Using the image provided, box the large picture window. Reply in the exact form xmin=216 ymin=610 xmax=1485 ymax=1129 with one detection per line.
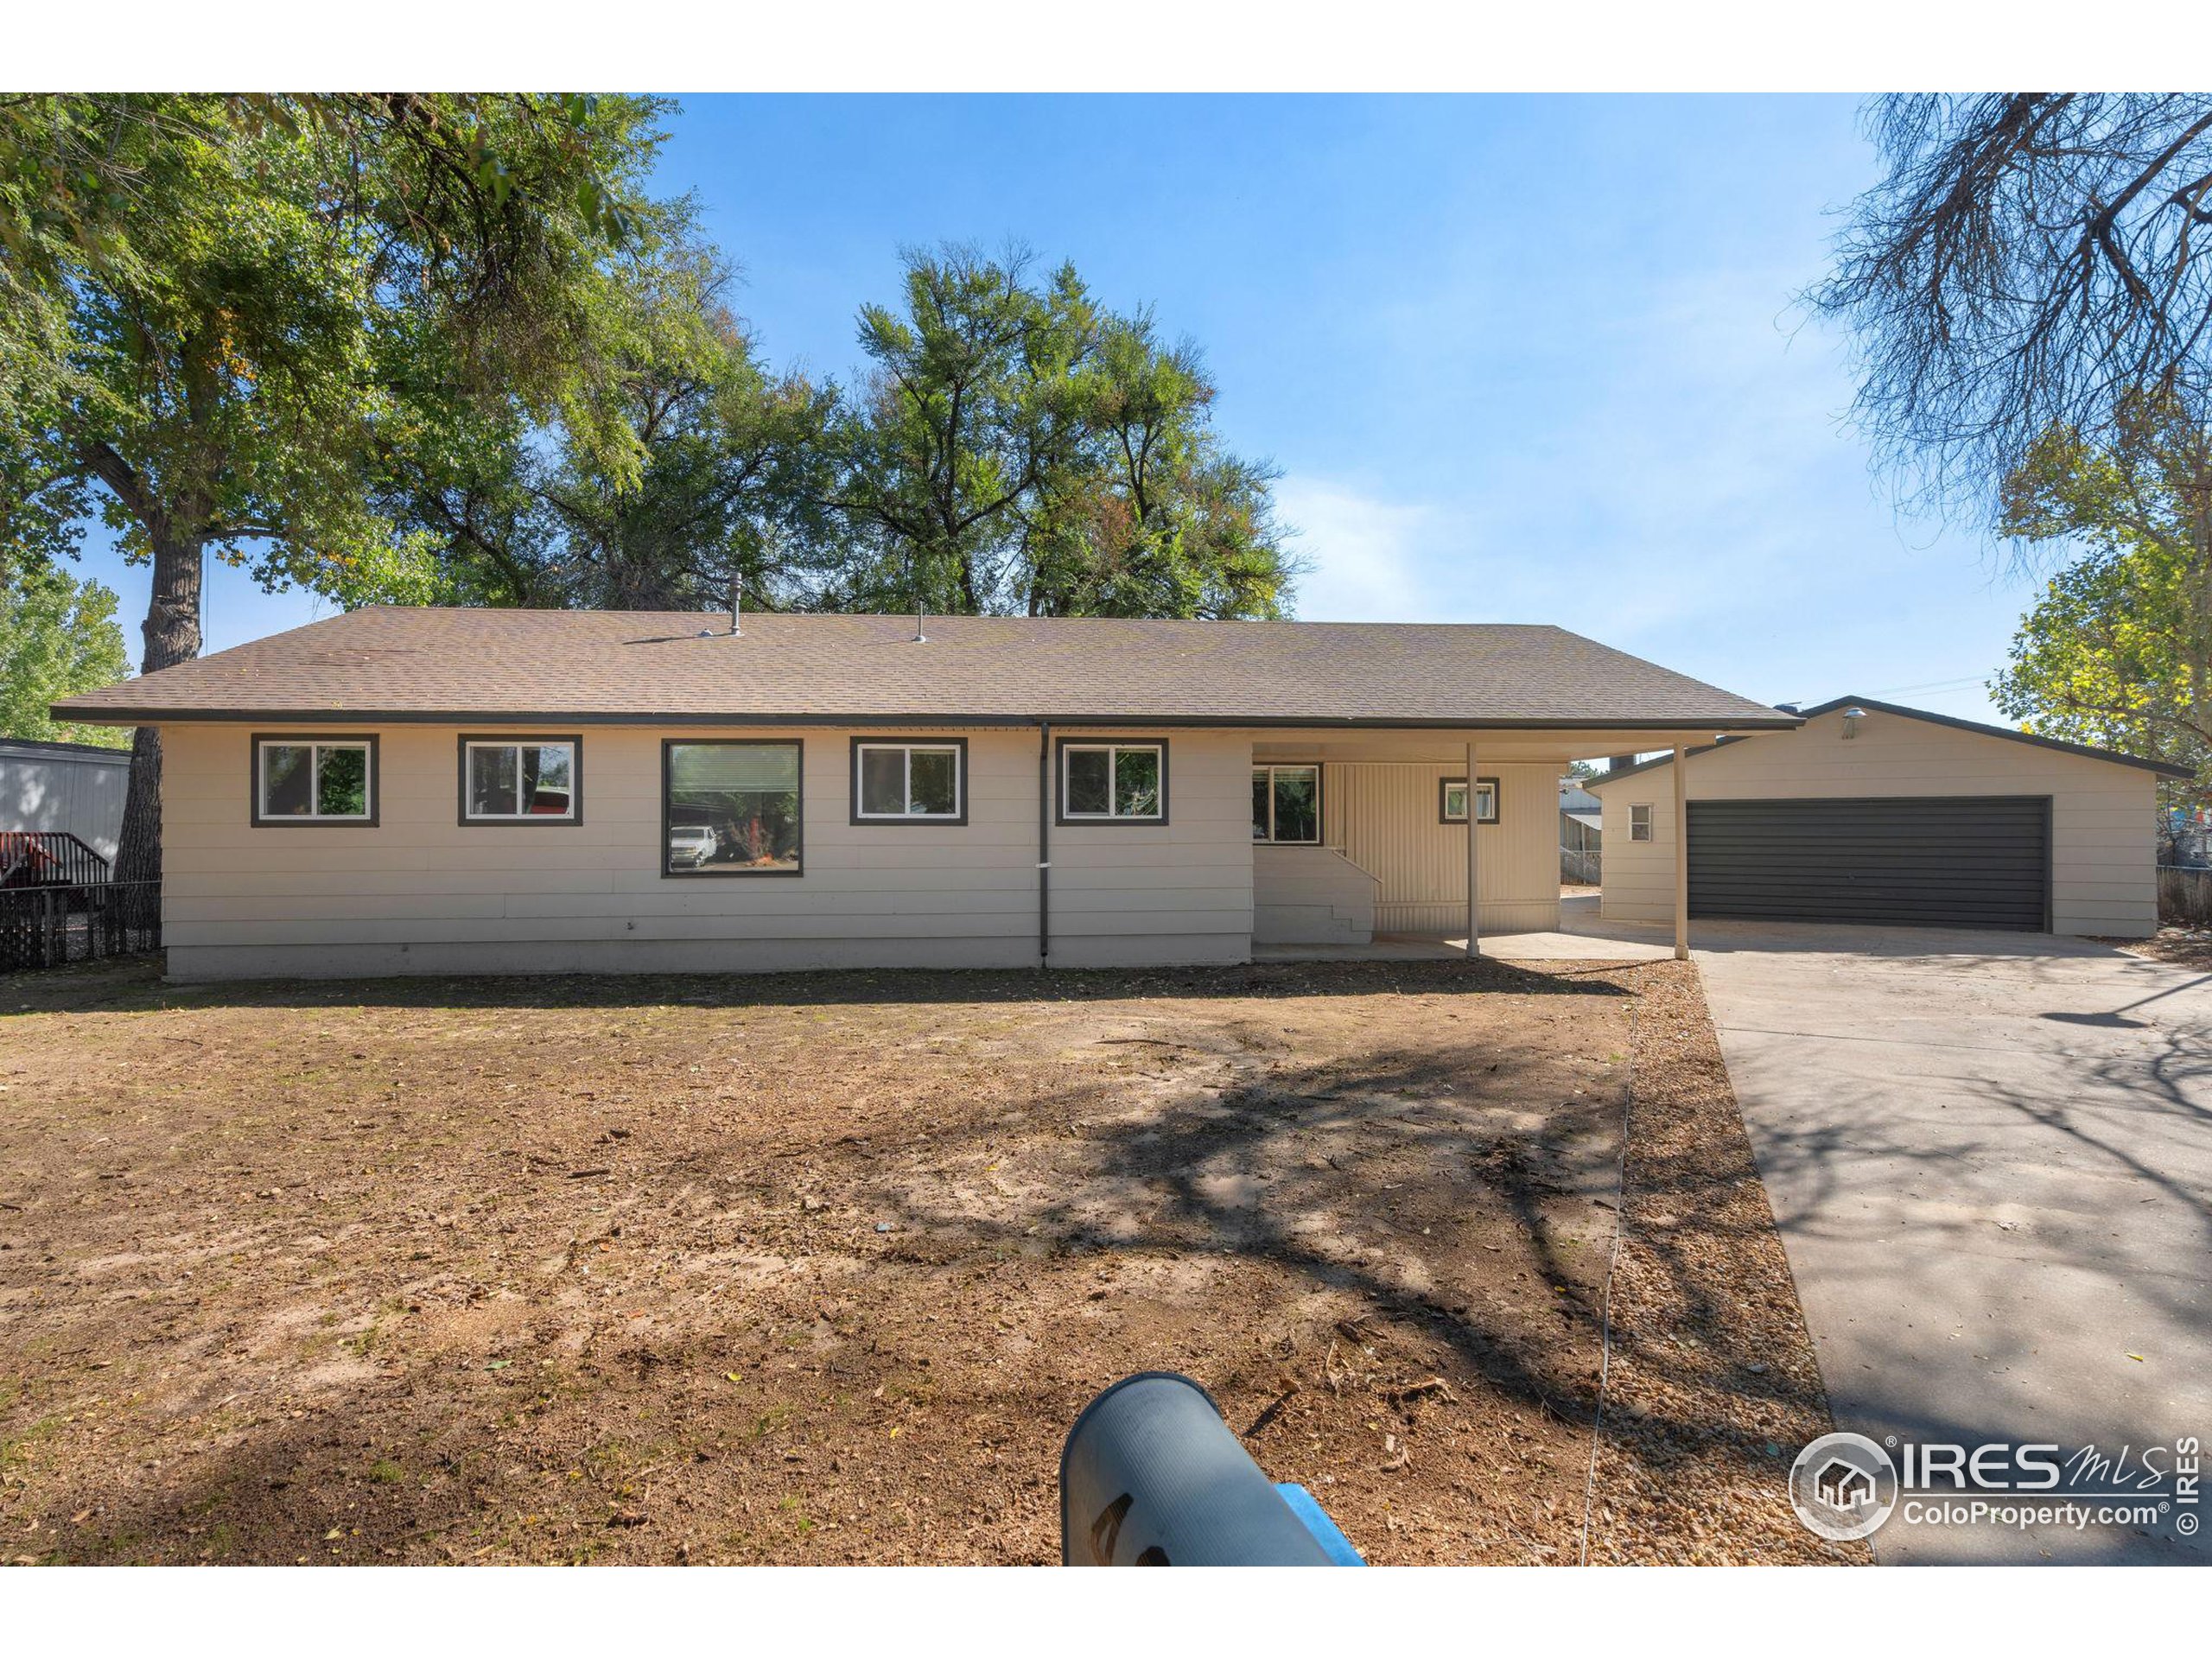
xmin=851 ymin=739 xmax=966 ymax=824
xmin=663 ymin=741 xmax=803 ymax=876
xmin=252 ymin=735 xmax=377 ymax=826
xmin=460 ymin=737 xmax=580 ymax=823
xmin=1440 ymin=776 xmax=1500 ymax=825
xmin=1057 ymin=740 xmax=1166 ymax=824
xmin=1252 ymin=765 xmax=1320 ymax=843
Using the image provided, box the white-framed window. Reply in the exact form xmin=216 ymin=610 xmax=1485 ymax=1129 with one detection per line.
xmin=461 ymin=738 xmax=579 ymax=823
xmin=1440 ymin=776 xmax=1499 ymax=824
xmin=1058 ymin=739 xmax=1166 ymax=823
xmin=1630 ymin=804 xmax=1654 ymax=842
xmin=252 ymin=735 xmax=376 ymax=825
xmin=1252 ymin=765 xmax=1320 ymax=843
xmin=851 ymin=740 xmax=965 ymax=823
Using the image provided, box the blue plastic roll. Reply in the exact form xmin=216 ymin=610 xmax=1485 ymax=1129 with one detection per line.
xmin=1060 ymin=1371 xmax=1361 ymax=1566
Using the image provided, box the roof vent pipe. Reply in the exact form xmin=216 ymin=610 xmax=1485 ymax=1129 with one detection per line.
xmin=729 ymin=569 xmax=742 ymax=639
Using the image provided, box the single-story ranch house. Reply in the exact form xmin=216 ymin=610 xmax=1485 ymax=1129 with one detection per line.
xmin=1587 ymin=696 xmax=2184 ymax=938
xmin=53 ymin=607 xmax=1798 ymax=982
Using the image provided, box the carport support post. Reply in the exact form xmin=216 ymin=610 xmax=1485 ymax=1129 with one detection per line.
xmin=1672 ymin=741 xmax=1690 ymax=961
xmin=1465 ymin=738 xmax=1480 ymax=958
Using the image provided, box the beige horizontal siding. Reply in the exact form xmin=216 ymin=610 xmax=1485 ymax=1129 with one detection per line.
xmin=159 ymin=722 xmax=1254 ymax=979
xmin=1252 ymin=844 xmax=1378 ymax=944
xmin=1594 ymin=709 xmax=2158 ymax=937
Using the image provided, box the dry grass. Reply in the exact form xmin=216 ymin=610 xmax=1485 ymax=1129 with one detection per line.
xmin=0 ymin=955 xmax=1858 ymax=1565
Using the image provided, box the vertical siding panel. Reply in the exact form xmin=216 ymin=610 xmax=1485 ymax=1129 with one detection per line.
xmin=1329 ymin=760 xmax=1560 ymax=935
xmin=0 ymin=743 xmax=130 ymax=861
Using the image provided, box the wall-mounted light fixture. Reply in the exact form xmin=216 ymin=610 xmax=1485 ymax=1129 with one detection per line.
xmin=1840 ymin=706 xmax=1868 ymax=740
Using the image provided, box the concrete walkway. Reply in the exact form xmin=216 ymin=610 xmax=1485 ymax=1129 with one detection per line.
xmin=1683 ymin=919 xmax=2212 ymax=1564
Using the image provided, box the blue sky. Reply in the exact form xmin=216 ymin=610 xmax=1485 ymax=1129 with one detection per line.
xmin=75 ymin=94 xmax=2036 ymax=721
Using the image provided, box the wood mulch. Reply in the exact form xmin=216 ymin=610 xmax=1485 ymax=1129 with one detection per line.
xmin=0 ymin=954 xmax=1859 ymax=1565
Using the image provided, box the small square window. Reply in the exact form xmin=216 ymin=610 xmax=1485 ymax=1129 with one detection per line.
xmin=664 ymin=741 xmax=803 ymax=876
xmin=253 ymin=736 xmax=377 ymax=826
xmin=1058 ymin=741 xmax=1167 ymax=823
xmin=1630 ymin=804 xmax=1654 ymax=842
xmin=1440 ymin=776 xmax=1499 ymax=824
xmin=851 ymin=741 xmax=966 ymax=823
xmin=461 ymin=738 xmax=580 ymax=823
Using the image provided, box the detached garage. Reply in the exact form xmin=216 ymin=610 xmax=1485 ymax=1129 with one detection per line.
xmin=1588 ymin=696 xmax=2185 ymax=938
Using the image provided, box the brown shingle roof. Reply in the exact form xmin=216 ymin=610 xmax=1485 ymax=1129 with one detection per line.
xmin=51 ymin=607 xmax=1799 ymax=730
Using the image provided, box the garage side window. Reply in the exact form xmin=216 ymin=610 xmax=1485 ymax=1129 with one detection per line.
xmin=664 ymin=741 xmax=803 ymax=876
xmin=1630 ymin=804 xmax=1653 ymax=842
xmin=461 ymin=738 xmax=579 ymax=823
xmin=253 ymin=735 xmax=377 ymax=826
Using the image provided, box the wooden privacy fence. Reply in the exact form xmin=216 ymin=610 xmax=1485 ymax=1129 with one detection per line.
xmin=0 ymin=880 xmax=161 ymax=974
xmin=2158 ymin=865 xmax=2212 ymax=929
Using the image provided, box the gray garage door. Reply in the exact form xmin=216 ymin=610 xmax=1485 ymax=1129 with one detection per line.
xmin=1688 ymin=797 xmax=2050 ymax=931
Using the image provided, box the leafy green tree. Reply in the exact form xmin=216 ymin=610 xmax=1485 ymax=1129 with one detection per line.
xmin=823 ymin=244 xmax=1294 ymax=620
xmin=1993 ymin=397 xmax=2212 ymax=790
xmin=0 ymin=92 xmax=670 ymax=884
xmin=0 ymin=568 xmax=130 ymax=747
xmin=392 ymin=232 xmax=838 ymax=613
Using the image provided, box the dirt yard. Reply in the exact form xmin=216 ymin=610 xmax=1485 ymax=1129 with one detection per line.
xmin=0 ymin=955 xmax=1858 ymax=1566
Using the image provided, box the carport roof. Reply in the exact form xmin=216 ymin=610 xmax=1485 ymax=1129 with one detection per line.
xmin=1583 ymin=695 xmax=2191 ymax=782
xmin=50 ymin=607 xmax=1803 ymax=732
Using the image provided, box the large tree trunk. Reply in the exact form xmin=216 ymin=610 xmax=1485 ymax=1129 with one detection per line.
xmin=113 ymin=530 xmax=205 ymax=906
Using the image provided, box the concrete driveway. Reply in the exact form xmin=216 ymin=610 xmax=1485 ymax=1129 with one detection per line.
xmin=1686 ymin=920 xmax=2212 ymax=1564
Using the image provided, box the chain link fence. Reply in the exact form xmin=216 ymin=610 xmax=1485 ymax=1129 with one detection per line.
xmin=0 ymin=880 xmax=162 ymax=974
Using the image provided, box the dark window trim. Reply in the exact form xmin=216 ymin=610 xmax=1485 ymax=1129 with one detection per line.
xmin=1054 ymin=736 xmax=1170 ymax=827
xmin=1439 ymin=774 xmax=1500 ymax=825
xmin=1252 ymin=761 xmax=1324 ymax=845
xmin=848 ymin=735 xmax=969 ymax=827
xmin=250 ymin=732 xmax=380 ymax=828
xmin=660 ymin=737 xmax=805 ymax=879
xmin=455 ymin=734 xmax=584 ymax=826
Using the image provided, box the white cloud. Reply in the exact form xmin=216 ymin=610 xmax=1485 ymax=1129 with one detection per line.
xmin=1276 ymin=478 xmax=1436 ymax=622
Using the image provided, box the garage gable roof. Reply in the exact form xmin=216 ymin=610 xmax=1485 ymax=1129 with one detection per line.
xmin=49 ymin=607 xmax=1802 ymax=731
xmin=1584 ymin=695 xmax=2192 ymax=784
